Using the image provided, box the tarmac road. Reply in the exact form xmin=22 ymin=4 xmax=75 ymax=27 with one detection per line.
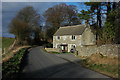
xmin=21 ymin=46 xmax=112 ymax=79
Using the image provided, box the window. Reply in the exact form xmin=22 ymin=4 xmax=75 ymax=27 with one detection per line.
xmin=71 ymin=45 xmax=76 ymax=48
xmin=57 ymin=36 xmax=60 ymax=39
xmin=72 ymin=35 xmax=75 ymax=40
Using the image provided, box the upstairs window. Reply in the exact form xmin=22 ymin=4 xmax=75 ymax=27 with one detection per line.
xmin=72 ymin=35 xmax=75 ymax=40
xmin=57 ymin=36 xmax=60 ymax=39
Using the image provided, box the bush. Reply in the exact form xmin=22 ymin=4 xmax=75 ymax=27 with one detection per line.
xmin=45 ymin=43 xmax=53 ymax=48
xmin=2 ymin=48 xmax=29 ymax=78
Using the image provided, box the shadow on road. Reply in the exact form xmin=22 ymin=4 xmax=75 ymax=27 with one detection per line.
xmin=20 ymin=49 xmax=29 ymax=72
xmin=19 ymin=52 xmax=78 ymax=78
xmin=18 ymin=47 xmax=112 ymax=79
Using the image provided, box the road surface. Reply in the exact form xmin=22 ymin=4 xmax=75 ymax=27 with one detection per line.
xmin=21 ymin=46 xmax=112 ymax=79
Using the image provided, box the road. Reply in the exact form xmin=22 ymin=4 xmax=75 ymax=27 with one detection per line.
xmin=21 ymin=46 xmax=112 ymax=79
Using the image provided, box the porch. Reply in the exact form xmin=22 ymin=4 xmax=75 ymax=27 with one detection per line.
xmin=59 ymin=44 xmax=68 ymax=52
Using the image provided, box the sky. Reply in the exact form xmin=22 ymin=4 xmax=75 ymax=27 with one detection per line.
xmin=2 ymin=2 xmax=88 ymax=37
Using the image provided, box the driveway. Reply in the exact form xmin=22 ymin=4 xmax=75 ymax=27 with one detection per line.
xmin=20 ymin=46 xmax=112 ymax=79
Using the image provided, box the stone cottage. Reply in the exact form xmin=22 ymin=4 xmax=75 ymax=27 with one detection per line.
xmin=53 ymin=24 xmax=96 ymax=52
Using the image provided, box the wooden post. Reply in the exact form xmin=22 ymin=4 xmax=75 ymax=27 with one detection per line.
xmin=3 ymin=48 xmax=6 ymax=54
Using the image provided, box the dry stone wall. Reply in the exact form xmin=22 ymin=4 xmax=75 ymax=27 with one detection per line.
xmin=76 ymin=44 xmax=120 ymax=57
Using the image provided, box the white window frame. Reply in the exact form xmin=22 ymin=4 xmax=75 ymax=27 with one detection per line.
xmin=56 ymin=36 xmax=60 ymax=40
xmin=71 ymin=44 xmax=76 ymax=48
xmin=71 ymin=35 xmax=76 ymax=40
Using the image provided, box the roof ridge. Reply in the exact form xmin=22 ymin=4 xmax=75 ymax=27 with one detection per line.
xmin=54 ymin=24 xmax=86 ymax=36
xmin=60 ymin=24 xmax=86 ymax=28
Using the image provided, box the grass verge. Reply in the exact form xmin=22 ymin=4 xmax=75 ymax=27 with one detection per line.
xmin=79 ymin=53 xmax=119 ymax=78
xmin=2 ymin=47 xmax=30 ymax=79
xmin=49 ymin=51 xmax=73 ymax=54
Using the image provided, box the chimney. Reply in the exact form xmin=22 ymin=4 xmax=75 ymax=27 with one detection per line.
xmin=85 ymin=20 xmax=90 ymax=28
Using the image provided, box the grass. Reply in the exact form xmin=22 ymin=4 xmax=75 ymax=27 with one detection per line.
xmin=2 ymin=37 xmax=15 ymax=58
xmin=49 ymin=51 xmax=60 ymax=54
xmin=2 ymin=37 xmax=15 ymax=49
xmin=87 ymin=63 xmax=118 ymax=78
xmin=49 ymin=51 xmax=73 ymax=54
xmin=2 ymin=46 xmax=31 ymax=62
xmin=80 ymin=54 xmax=119 ymax=78
xmin=0 ymin=37 xmax=2 ymax=48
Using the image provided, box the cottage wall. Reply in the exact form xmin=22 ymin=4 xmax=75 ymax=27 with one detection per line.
xmin=53 ymin=35 xmax=82 ymax=52
xmin=53 ymin=26 xmax=96 ymax=52
xmin=81 ymin=27 xmax=96 ymax=45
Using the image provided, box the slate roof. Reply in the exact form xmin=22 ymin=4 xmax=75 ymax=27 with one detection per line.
xmin=54 ymin=24 xmax=86 ymax=36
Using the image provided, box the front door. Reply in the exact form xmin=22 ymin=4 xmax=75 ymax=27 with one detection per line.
xmin=63 ymin=45 xmax=67 ymax=52
xmin=61 ymin=44 xmax=68 ymax=52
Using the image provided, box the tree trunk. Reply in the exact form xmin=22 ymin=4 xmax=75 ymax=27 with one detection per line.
xmin=97 ymin=7 xmax=101 ymax=28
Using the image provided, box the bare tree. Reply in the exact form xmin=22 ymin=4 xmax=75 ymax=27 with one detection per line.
xmin=44 ymin=3 xmax=80 ymax=27
xmin=44 ymin=3 xmax=80 ymax=41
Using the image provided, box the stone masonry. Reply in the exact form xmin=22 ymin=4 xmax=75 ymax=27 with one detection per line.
xmin=76 ymin=44 xmax=120 ymax=57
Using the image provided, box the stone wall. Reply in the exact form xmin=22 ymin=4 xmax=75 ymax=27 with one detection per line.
xmin=81 ymin=27 xmax=96 ymax=45
xmin=76 ymin=44 xmax=120 ymax=57
xmin=53 ymin=35 xmax=82 ymax=52
xmin=45 ymin=48 xmax=59 ymax=52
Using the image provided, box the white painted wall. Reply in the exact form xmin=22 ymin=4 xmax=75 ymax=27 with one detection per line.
xmin=53 ymin=35 xmax=82 ymax=52
xmin=53 ymin=27 xmax=96 ymax=52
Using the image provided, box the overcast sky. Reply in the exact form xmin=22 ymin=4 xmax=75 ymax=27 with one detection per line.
xmin=2 ymin=2 xmax=87 ymax=37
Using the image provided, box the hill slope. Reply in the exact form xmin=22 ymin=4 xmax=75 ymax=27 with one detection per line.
xmin=2 ymin=37 xmax=15 ymax=49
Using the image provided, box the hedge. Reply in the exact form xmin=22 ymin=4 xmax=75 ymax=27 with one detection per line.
xmin=2 ymin=48 xmax=29 ymax=79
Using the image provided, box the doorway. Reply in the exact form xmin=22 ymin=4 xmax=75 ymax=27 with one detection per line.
xmin=60 ymin=44 xmax=68 ymax=52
